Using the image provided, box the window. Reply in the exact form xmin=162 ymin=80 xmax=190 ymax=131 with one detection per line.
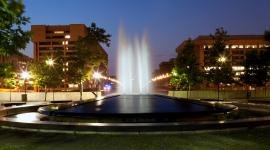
xmin=39 ymin=42 xmax=51 ymax=45
xmin=231 ymin=45 xmax=238 ymax=49
xmin=54 ymin=31 xmax=64 ymax=34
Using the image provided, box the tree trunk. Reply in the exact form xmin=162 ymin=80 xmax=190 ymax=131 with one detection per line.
xmin=44 ymin=85 xmax=47 ymax=101
xmin=217 ymin=83 xmax=220 ymax=101
xmin=80 ymin=80 xmax=83 ymax=101
xmin=9 ymin=88 xmax=11 ymax=102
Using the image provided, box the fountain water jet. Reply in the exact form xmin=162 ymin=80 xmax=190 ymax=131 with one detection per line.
xmin=117 ymin=27 xmax=151 ymax=94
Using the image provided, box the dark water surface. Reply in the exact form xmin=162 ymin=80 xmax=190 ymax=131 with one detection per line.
xmin=55 ymin=95 xmax=218 ymax=115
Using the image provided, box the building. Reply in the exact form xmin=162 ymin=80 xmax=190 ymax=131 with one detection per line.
xmin=0 ymin=54 xmax=33 ymax=71
xmin=31 ymin=24 xmax=108 ymax=89
xmin=31 ymin=24 xmax=89 ymax=62
xmin=176 ymin=35 xmax=270 ymax=79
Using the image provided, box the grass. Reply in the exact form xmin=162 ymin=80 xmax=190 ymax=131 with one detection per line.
xmin=0 ymin=127 xmax=270 ymax=150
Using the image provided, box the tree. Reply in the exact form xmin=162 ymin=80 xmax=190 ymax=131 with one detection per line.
xmin=0 ymin=0 xmax=31 ymax=56
xmin=240 ymin=29 xmax=270 ymax=95
xmin=0 ymin=63 xmax=16 ymax=101
xmin=240 ymin=51 xmax=268 ymax=88
xmin=71 ymin=22 xmax=111 ymax=100
xmin=30 ymin=56 xmax=64 ymax=101
xmin=170 ymin=38 xmax=202 ymax=96
xmin=205 ymin=27 xmax=233 ymax=100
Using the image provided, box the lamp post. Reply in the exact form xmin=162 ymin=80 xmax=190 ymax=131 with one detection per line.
xmin=45 ymin=58 xmax=55 ymax=66
xmin=93 ymin=71 xmax=102 ymax=91
xmin=217 ymin=56 xmax=227 ymax=100
xmin=186 ymin=66 xmax=190 ymax=100
xmin=20 ymin=71 xmax=30 ymax=101
xmin=46 ymin=58 xmax=55 ymax=101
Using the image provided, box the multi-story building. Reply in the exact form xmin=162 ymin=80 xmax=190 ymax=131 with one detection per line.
xmin=31 ymin=24 xmax=108 ymax=89
xmin=31 ymin=24 xmax=89 ymax=62
xmin=176 ymin=35 xmax=270 ymax=79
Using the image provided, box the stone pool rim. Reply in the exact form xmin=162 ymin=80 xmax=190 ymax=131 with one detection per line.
xmin=1 ymin=95 xmax=270 ymax=133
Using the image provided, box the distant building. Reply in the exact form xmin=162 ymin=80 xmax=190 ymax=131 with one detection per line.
xmin=31 ymin=24 xmax=89 ymax=63
xmin=176 ymin=35 xmax=270 ymax=79
xmin=31 ymin=24 xmax=108 ymax=89
xmin=0 ymin=54 xmax=33 ymax=71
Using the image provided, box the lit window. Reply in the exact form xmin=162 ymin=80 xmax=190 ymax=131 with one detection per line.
xmin=239 ymin=45 xmax=244 ymax=48
xmin=225 ymin=45 xmax=229 ymax=49
xmin=259 ymin=45 xmax=264 ymax=48
xmin=245 ymin=45 xmax=251 ymax=48
xmin=65 ymin=35 xmax=71 ymax=39
xmin=252 ymin=45 xmax=257 ymax=48
xmin=54 ymin=31 xmax=64 ymax=34
xmin=65 ymin=41 xmax=68 ymax=45
xmin=231 ymin=45 xmax=238 ymax=49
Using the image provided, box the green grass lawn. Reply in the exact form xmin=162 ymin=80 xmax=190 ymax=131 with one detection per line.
xmin=1 ymin=127 xmax=270 ymax=150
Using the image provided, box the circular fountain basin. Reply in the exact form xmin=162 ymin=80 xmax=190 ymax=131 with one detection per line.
xmin=38 ymin=95 xmax=237 ymax=121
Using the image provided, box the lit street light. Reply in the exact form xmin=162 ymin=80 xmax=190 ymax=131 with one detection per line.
xmin=20 ymin=70 xmax=30 ymax=101
xmin=45 ymin=58 xmax=55 ymax=66
xmin=93 ymin=71 xmax=102 ymax=79
xmin=218 ymin=56 xmax=226 ymax=63
xmin=93 ymin=71 xmax=102 ymax=92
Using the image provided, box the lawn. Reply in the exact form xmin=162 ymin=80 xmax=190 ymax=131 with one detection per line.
xmin=0 ymin=127 xmax=270 ymax=150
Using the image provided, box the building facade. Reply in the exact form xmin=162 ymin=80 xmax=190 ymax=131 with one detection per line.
xmin=31 ymin=24 xmax=89 ymax=62
xmin=31 ymin=24 xmax=108 ymax=89
xmin=0 ymin=54 xmax=33 ymax=71
xmin=176 ymin=35 xmax=270 ymax=79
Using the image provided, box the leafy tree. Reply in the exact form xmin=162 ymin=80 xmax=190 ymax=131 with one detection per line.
xmin=240 ymin=28 xmax=270 ymax=94
xmin=0 ymin=63 xmax=16 ymax=101
xmin=30 ymin=56 xmax=64 ymax=101
xmin=170 ymin=68 xmax=188 ymax=90
xmin=72 ymin=22 xmax=110 ymax=99
xmin=240 ymin=50 xmax=268 ymax=88
xmin=170 ymin=38 xmax=201 ymax=93
xmin=205 ymin=27 xmax=233 ymax=100
xmin=0 ymin=0 xmax=31 ymax=56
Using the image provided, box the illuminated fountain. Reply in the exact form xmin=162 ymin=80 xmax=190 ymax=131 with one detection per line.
xmin=117 ymin=27 xmax=151 ymax=94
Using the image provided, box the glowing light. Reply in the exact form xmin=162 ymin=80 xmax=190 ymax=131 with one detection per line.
xmin=103 ymin=84 xmax=112 ymax=91
xmin=93 ymin=72 xmax=102 ymax=79
xmin=15 ymin=112 xmax=40 ymax=123
xmin=151 ymin=73 xmax=171 ymax=82
xmin=45 ymin=58 xmax=55 ymax=66
xmin=218 ymin=56 xmax=226 ymax=63
xmin=65 ymin=35 xmax=71 ymax=39
xmin=54 ymin=31 xmax=64 ymax=34
xmin=20 ymin=71 xmax=30 ymax=80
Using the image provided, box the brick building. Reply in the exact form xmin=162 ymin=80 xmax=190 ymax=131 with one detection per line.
xmin=31 ymin=24 xmax=108 ymax=89
xmin=176 ymin=35 xmax=270 ymax=79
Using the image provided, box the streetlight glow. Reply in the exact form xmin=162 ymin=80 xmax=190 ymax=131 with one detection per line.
xmin=93 ymin=72 xmax=102 ymax=79
xmin=218 ymin=56 xmax=226 ymax=63
xmin=20 ymin=71 xmax=30 ymax=80
xmin=45 ymin=58 xmax=55 ymax=66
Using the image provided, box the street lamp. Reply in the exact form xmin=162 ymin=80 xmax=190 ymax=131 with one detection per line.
xmin=20 ymin=71 xmax=30 ymax=102
xmin=217 ymin=56 xmax=226 ymax=101
xmin=218 ymin=56 xmax=226 ymax=63
xmin=93 ymin=71 xmax=102 ymax=79
xmin=45 ymin=58 xmax=55 ymax=66
xmin=93 ymin=71 xmax=102 ymax=92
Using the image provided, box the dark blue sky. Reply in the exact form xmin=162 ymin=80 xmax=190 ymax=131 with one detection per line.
xmin=22 ymin=0 xmax=270 ymax=75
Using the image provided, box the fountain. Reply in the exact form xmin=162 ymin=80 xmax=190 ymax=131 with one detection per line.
xmin=117 ymin=27 xmax=151 ymax=94
xmin=36 ymin=27 xmax=237 ymax=123
xmin=0 ymin=26 xmax=241 ymax=133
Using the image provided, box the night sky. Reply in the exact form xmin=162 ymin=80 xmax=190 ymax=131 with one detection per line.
xmin=22 ymin=0 xmax=270 ymax=75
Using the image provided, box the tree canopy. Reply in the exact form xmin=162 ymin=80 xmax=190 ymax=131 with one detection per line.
xmin=205 ymin=27 xmax=233 ymax=85
xmin=170 ymin=38 xmax=201 ymax=90
xmin=0 ymin=0 xmax=31 ymax=56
